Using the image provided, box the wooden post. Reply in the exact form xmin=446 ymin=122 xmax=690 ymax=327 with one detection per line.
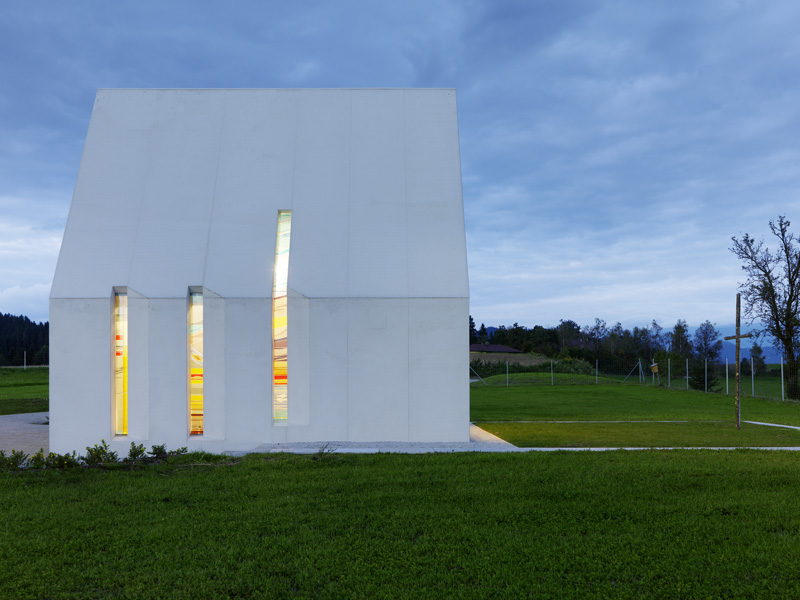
xmin=724 ymin=293 xmax=752 ymax=430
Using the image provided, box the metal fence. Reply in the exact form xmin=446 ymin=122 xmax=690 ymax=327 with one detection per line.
xmin=469 ymin=354 xmax=795 ymax=402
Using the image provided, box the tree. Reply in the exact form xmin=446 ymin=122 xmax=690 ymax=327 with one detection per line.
xmin=749 ymin=342 xmax=767 ymax=376
xmin=649 ymin=320 xmax=665 ymax=353
xmin=689 ymin=321 xmax=722 ymax=392
xmin=557 ymin=319 xmax=581 ymax=355
xmin=668 ymin=319 xmax=692 ymax=357
xmin=469 ymin=315 xmax=478 ymax=345
xmin=730 ymin=216 xmax=800 ymax=399
xmin=530 ymin=325 xmax=558 ymax=356
xmin=584 ymin=318 xmax=608 ymax=355
xmin=740 ymin=357 xmax=751 ymax=376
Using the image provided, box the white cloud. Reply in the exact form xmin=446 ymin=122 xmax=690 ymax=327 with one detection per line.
xmin=1 ymin=0 xmax=800 ymax=335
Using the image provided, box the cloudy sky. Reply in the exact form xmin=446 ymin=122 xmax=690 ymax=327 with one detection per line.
xmin=1 ymin=0 xmax=798 ymax=334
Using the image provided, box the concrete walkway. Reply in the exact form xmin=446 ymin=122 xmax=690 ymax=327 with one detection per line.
xmin=243 ymin=424 xmax=521 ymax=455
xmin=0 ymin=412 xmax=49 ymax=455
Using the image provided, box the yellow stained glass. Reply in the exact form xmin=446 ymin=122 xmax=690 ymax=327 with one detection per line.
xmin=114 ymin=293 xmax=128 ymax=435
xmin=189 ymin=292 xmax=204 ymax=435
xmin=273 ymin=210 xmax=291 ymax=421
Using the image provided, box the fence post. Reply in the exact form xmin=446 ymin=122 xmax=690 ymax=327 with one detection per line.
xmin=550 ymin=360 xmax=554 ymax=386
xmin=781 ymin=356 xmax=785 ymax=402
xmin=726 ymin=358 xmax=729 ymax=395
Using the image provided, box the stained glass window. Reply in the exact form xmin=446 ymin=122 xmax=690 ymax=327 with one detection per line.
xmin=189 ymin=292 xmax=204 ymax=435
xmin=114 ymin=293 xmax=128 ymax=435
xmin=273 ymin=210 xmax=291 ymax=421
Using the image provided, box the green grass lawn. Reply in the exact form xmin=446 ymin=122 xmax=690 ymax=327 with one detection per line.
xmin=471 ymin=384 xmax=800 ymax=447
xmin=0 ymin=367 xmax=48 ymax=415
xmin=3 ymin=451 xmax=800 ymax=599
xmin=471 ymin=383 xmax=800 ymax=424
xmin=482 ymin=420 xmax=800 ymax=448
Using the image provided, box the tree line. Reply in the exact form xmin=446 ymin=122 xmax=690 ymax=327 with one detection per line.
xmin=0 ymin=313 xmax=49 ymax=366
xmin=470 ymin=315 xmax=768 ymax=392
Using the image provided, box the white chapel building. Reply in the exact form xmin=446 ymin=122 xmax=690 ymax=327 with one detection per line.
xmin=49 ymin=88 xmax=469 ymax=454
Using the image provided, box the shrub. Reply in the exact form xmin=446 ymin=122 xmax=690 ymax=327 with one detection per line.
xmin=27 ymin=449 xmax=81 ymax=470
xmin=123 ymin=442 xmax=148 ymax=468
xmin=81 ymin=439 xmax=119 ymax=466
xmin=0 ymin=449 xmax=29 ymax=471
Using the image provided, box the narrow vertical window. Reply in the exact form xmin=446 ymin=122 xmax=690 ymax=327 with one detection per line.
xmin=272 ymin=210 xmax=291 ymax=421
xmin=114 ymin=293 xmax=128 ymax=435
xmin=188 ymin=292 xmax=204 ymax=435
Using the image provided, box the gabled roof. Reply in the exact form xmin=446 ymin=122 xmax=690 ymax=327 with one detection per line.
xmin=52 ymin=89 xmax=468 ymax=301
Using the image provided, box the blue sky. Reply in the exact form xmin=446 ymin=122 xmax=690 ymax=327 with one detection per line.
xmin=1 ymin=0 xmax=798 ymax=336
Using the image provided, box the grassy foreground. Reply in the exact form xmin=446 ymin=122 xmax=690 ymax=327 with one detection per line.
xmin=0 ymin=367 xmax=48 ymax=415
xmin=3 ymin=451 xmax=800 ymax=599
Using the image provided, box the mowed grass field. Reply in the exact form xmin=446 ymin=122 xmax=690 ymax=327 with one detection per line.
xmin=0 ymin=367 xmax=48 ymax=415
xmin=4 ymin=373 xmax=800 ymax=597
xmin=471 ymin=380 xmax=800 ymax=447
xmin=4 ymin=451 xmax=800 ymax=599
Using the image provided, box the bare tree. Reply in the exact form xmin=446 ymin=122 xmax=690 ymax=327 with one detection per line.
xmin=730 ymin=216 xmax=800 ymax=399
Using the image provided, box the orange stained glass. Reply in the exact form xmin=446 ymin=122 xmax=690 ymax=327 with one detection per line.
xmin=188 ymin=292 xmax=204 ymax=435
xmin=272 ymin=210 xmax=291 ymax=421
xmin=114 ymin=293 xmax=128 ymax=435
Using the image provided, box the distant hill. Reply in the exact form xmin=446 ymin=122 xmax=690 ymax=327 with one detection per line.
xmin=719 ymin=341 xmax=782 ymax=364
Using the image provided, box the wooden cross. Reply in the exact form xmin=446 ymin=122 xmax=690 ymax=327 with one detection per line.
xmin=724 ymin=293 xmax=752 ymax=430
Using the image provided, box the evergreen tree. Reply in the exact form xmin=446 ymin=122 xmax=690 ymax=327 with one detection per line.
xmin=0 ymin=313 xmax=49 ymax=366
xmin=469 ymin=315 xmax=478 ymax=345
xmin=668 ymin=319 xmax=692 ymax=357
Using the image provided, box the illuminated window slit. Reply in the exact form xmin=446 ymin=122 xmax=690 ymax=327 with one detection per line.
xmin=114 ymin=293 xmax=128 ymax=435
xmin=272 ymin=210 xmax=291 ymax=421
xmin=188 ymin=292 xmax=204 ymax=435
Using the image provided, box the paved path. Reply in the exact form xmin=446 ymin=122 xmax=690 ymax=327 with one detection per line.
xmin=0 ymin=412 xmax=49 ymax=455
xmin=244 ymin=424 xmax=521 ymax=455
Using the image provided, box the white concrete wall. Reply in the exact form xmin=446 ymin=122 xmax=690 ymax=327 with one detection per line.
xmin=50 ymin=89 xmax=470 ymax=454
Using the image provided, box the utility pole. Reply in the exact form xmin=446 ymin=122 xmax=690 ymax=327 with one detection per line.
xmin=724 ymin=293 xmax=752 ymax=430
